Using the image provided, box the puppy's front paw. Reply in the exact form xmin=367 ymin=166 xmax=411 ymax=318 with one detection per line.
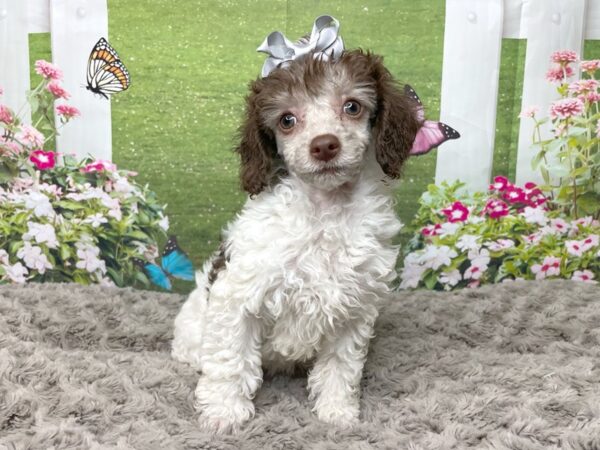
xmin=195 ymin=378 xmax=255 ymax=434
xmin=315 ymin=399 xmax=360 ymax=427
xmin=197 ymin=403 xmax=253 ymax=434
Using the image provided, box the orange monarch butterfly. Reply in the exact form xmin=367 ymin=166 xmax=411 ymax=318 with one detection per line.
xmin=85 ymin=37 xmax=130 ymax=99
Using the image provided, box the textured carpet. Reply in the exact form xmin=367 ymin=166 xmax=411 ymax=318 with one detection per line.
xmin=1 ymin=280 xmax=600 ymax=449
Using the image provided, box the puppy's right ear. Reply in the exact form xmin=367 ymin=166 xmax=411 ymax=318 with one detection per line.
xmin=235 ymin=82 xmax=277 ymax=196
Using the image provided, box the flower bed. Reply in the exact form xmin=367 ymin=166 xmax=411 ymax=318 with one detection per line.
xmin=0 ymin=61 xmax=167 ymax=286
xmin=401 ymin=179 xmax=599 ymax=290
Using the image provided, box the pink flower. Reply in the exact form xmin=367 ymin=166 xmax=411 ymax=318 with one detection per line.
xmin=572 ymin=270 xmax=597 ymax=284
xmin=550 ymin=98 xmax=584 ymax=119
xmin=486 ymin=239 xmax=515 ymax=252
xmin=0 ymin=104 xmax=13 ymax=124
xmin=530 ymin=256 xmax=561 ymax=280
xmin=502 ymin=185 xmax=527 ymax=204
xmin=47 ymin=81 xmax=70 ymax=100
xmin=565 ymin=240 xmax=585 ymax=257
xmin=464 ymin=263 xmax=486 ymax=281
xmin=546 ymin=65 xmax=574 ymax=83
xmin=581 ymin=59 xmax=600 ymax=73
xmin=421 ymin=223 xmax=442 ymax=237
xmin=489 ymin=175 xmax=510 ymax=192
xmin=15 ymin=125 xmax=44 ymax=147
xmin=29 ymin=150 xmax=56 ymax=170
xmin=582 ymin=234 xmax=599 ymax=251
xmin=83 ymin=159 xmax=117 ymax=173
xmin=568 ymin=79 xmax=599 ymax=94
xmin=550 ymin=218 xmax=569 ymax=234
xmin=34 ymin=60 xmax=63 ymax=80
xmin=581 ymin=92 xmax=600 ymax=104
xmin=551 ymin=50 xmax=578 ymax=65
xmin=56 ymin=104 xmax=80 ymax=119
xmin=0 ymin=137 xmax=23 ymax=155
xmin=574 ymin=216 xmax=600 ymax=228
xmin=519 ymin=106 xmax=539 ymax=119
xmin=441 ymin=201 xmax=469 ymax=223
xmin=484 ymin=199 xmax=509 ymax=219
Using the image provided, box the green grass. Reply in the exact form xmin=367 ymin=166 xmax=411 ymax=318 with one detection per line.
xmin=26 ymin=1 xmax=600 ymax=293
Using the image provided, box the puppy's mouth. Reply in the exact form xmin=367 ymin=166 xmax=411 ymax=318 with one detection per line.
xmin=314 ymin=166 xmax=345 ymax=175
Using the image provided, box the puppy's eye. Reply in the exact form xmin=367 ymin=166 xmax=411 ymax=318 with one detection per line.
xmin=279 ymin=113 xmax=297 ymax=130
xmin=343 ymin=100 xmax=361 ymax=116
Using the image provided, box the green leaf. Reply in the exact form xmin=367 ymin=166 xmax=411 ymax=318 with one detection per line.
xmin=577 ymin=192 xmax=600 ymax=215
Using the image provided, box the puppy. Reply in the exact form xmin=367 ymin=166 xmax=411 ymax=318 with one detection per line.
xmin=172 ymin=48 xmax=419 ymax=433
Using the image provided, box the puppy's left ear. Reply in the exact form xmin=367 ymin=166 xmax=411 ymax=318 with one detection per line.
xmin=370 ymin=56 xmax=420 ymax=178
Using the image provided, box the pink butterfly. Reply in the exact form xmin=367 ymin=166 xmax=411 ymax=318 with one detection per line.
xmin=405 ymin=85 xmax=460 ymax=156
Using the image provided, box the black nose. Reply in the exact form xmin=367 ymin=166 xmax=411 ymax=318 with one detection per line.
xmin=310 ymin=134 xmax=340 ymax=162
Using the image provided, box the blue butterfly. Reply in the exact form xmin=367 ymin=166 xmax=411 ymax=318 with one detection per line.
xmin=138 ymin=236 xmax=195 ymax=290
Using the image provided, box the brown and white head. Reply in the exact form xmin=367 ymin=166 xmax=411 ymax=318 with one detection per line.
xmin=236 ymin=16 xmax=420 ymax=195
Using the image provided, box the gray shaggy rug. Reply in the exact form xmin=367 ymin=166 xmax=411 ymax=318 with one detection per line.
xmin=1 ymin=281 xmax=600 ymax=450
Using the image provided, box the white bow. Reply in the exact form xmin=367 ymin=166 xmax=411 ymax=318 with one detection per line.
xmin=257 ymin=15 xmax=345 ymax=78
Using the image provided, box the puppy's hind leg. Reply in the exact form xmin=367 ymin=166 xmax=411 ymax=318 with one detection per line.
xmin=171 ymin=262 xmax=212 ymax=370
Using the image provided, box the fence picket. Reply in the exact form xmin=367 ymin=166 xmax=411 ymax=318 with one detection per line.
xmin=436 ymin=0 xmax=504 ymax=192
xmin=49 ymin=0 xmax=111 ymax=161
xmin=0 ymin=1 xmax=32 ymax=124
xmin=514 ymin=0 xmax=587 ymax=186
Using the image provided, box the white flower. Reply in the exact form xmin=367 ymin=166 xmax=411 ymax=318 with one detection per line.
xmin=456 ymin=234 xmax=481 ymax=252
xmin=521 ymin=206 xmax=548 ymax=226
xmin=572 ymin=270 xmax=597 ymax=284
xmin=158 ymin=214 xmax=169 ymax=232
xmin=418 ymin=245 xmax=457 ymax=270
xmin=38 ymin=183 xmax=62 ymax=197
xmin=84 ymin=213 xmax=108 ymax=228
xmin=16 ymin=242 xmax=53 ymax=274
xmin=467 ymin=214 xmax=485 ymax=225
xmin=467 ymin=248 xmax=491 ymax=268
xmin=23 ymin=222 xmax=59 ymax=248
xmin=439 ymin=269 xmax=461 ymax=287
xmin=3 ymin=262 xmax=28 ymax=283
xmin=485 ymin=239 xmax=514 ymax=252
xmin=437 ymin=222 xmax=460 ymax=237
xmin=23 ymin=191 xmax=54 ymax=218
xmin=113 ymin=175 xmax=135 ymax=195
xmin=108 ymin=207 xmax=122 ymax=221
xmin=464 ymin=263 xmax=486 ymax=280
xmin=75 ymin=242 xmax=106 ymax=274
xmin=400 ymin=262 xmax=426 ymax=289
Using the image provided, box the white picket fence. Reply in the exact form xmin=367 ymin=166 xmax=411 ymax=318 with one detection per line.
xmin=2 ymin=0 xmax=600 ymax=191
xmin=0 ymin=0 xmax=110 ymax=161
xmin=437 ymin=0 xmax=600 ymax=191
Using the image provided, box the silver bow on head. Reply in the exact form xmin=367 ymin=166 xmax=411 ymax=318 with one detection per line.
xmin=257 ymin=15 xmax=345 ymax=78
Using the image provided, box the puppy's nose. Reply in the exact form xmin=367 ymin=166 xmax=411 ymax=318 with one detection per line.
xmin=310 ymin=134 xmax=340 ymax=162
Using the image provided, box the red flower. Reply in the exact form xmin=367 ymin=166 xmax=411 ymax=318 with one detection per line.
xmin=502 ymin=185 xmax=527 ymax=204
xmin=29 ymin=150 xmax=56 ymax=170
xmin=484 ymin=199 xmax=509 ymax=219
xmin=489 ymin=176 xmax=509 ymax=192
xmin=442 ymin=201 xmax=469 ymax=223
xmin=421 ymin=223 xmax=442 ymax=236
